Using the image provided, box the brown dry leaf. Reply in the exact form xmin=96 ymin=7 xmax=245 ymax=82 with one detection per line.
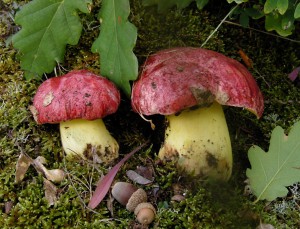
xmin=5 ymin=201 xmax=14 ymax=214
xmin=32 ymin=156 xmax=65 ymax=183
xmin=15 ymin=153 xmax=33 ymax=183
xmin=256 ymin=222 xmax=275 ymax=229
xmin=136 ymin=166 xmax=154 ymax=181
xmin=126 ymin=170 xmax=153 ymax=185
xmin=107 ymin=193 xmax=114 ymax=217
xmin=43 ymin=178 xmax=58 ymax=206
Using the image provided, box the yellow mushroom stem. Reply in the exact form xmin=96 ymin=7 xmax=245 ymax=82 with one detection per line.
xmin=158 ymin=102 xmax=232 ymax=181
xmin=59 ymin=119 xmax=119 ymax=164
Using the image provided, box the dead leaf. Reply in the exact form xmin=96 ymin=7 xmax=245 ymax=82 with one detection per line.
xmin=32 ymin=156 xmax=65 ymax=183
xmin=135 ymin=166 xmax=154 ymax=181
xmin=5 ymin=201 xmax=14 ymax=214
xmin=43 ymin=178 xmax=58 ymax=206
xmin=238 ymin=49 xmax=253 ymax=69
xmin=126 ymin=170 xmax=153 ymax=185
xmin=107 ymin=193 xmax=114 ymax=217
xmin=15 ymin=153 xmax=33 ymax=183
xmin=171 ymin=194 xmax=185 ymax=202
xmin=256 ymin=222 xmax=275 ymax=229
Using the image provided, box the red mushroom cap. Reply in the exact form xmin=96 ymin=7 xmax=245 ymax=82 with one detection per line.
xmin=131 ymin=47 xmax=264 ymax=118
xmin=31 ymin=70 xmax=120 ymax=124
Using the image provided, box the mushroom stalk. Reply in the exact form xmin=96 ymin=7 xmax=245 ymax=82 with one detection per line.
xmin=158 ymin=102 xmax=232 ymax=181
xmin=60 ymin=119 xmax=119 ymax=163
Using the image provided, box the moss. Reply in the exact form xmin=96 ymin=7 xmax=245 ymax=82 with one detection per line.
xmin=1 ymin=0 xmax=300 ymax=228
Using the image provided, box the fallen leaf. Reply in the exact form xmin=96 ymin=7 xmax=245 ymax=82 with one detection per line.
xmin=247 ymin=121 xmax=300 ymax=202
xmin=136 ymin=165 xmax=154 ymax=181
xmin=238 ymin=49 xmax=253 ymax=68
xmin=5 ymin=201 xmax=14 ymax=214
xmin=171 ymin=194 xmax=185 ymax=202
xmin=88 ymin=141 xmax=149 ymax=209
xmin=15 ymin=153 xmax=32 ymax=183
xmin=107 ymin=193 xmax=114 ymax=217
xmin=288 ymin=66 xmax=300 ymax=81
xmin=256 ymin=222 xmax=275 ymax=229
xmin=32 ymin=156 xmax=65 ymax=183
xmin=43 ymin=178 xmax=58 ymax=206
xmin=126 ymin=170 xmax=153 ymax=185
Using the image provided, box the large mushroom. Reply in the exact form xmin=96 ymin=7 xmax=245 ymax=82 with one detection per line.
xmin=131 ymin=47 xmax=264 ymax=181
xmin=30 ymin=70 xmax=120 ymax=164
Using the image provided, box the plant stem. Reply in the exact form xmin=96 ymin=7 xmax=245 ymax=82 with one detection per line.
xmin=201 ymin=5 xmax=238 ymax=48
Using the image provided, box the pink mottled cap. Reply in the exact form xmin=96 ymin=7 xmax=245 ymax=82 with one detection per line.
xmin=31 ymin=70 xmax=120 ymax=124
xmin=131 ymin=47 xmax=264 ymax=118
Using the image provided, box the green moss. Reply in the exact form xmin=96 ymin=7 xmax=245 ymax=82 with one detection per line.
xmin=1 ymin=0 xmax=300 ymax=228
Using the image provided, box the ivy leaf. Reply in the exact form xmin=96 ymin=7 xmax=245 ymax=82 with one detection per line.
xmin=244 ymin=8 xmax=264 ymax=19
xmin=264 ymin=0 xmax=278 ymax=14
xmin=277 ymin=0 xmax=288 ymax=15
xmin=265 ymin=11 xmax=294 ymax=36
xmin=92 ymin=0 xmax=138 ymax=97
xmin=246 ymin=121 xmax=300 ymax=203
xmin=196 ymin=0 xmax=209 ymax=10
xmin=227 ymin=0 xmax=248 ymax=4
xmin=12 ymin=0 xmax=91 ymax=79
xmin=294 ymin=3 xmax=300 ymax=19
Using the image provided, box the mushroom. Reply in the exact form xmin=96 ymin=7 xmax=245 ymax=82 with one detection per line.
xmin=131 ymin=47 xmax=264 ymax=181
xmin=30 ymin=70 xmax=120 ymax=164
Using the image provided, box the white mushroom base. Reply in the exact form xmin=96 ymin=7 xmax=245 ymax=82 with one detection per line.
xmin=158 ymin=102 xmax=232 ymax=181
xmin=60 ymin=119 xmax=119 ymax=164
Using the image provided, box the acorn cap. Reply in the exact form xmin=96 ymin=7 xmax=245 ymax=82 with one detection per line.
xmin=126 ymin=188 xmax=147 ymax=212
xmin=111 ymin=182 xmax=138 ymax=206
xmin=134 ymin=202 xmax=156 ymax=225
xmin=31 ymin=70 xmax=120 ymax=124
xmin=131 ymin=47 xmax=264 ymax=118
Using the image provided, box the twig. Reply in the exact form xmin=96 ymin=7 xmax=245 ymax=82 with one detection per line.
xmin=201 ymin=5 xmax=238 ymax=47
xmin=223 ymin=20 xmax=300 ymax=44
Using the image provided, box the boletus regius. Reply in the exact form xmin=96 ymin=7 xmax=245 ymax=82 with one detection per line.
xmin=30 ymin=70 xmax=120 ymax=164
xmin=131 ymin=47 xmax=264 ymax=181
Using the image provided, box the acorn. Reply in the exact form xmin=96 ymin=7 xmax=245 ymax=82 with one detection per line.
xmin=111 ymin=182 xmax=147 ymax=212
xmin=134 ymin=202 xmax=156 ymax=225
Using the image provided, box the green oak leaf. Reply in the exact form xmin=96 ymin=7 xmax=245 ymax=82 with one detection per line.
xmin=92 ymin=0 xmax=138 ymax=97
xmin=247 ymin=121 xmax=300 ymax=203
xmin=12 ymin=0 xmax=91 ymax=79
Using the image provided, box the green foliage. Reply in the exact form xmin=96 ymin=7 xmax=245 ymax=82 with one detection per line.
xmin=12 ymin=0 xmax=138 ymax=96
xmin=143 ymin=0 xmax=299 ymax=37
xmin=247 ymin=121 xmax=300 ymax=203
xmin=142 ymin=0 xmax=209 ymax=12
xmin=295 ymin=3 xmax=300 ymax=18
xmin=92 ymin=0 xmax=138 ymax=97
xmin=2 ymin=0 xmax=300 ymax=228
xmin=244 ymin=0 xmax=298 ymax=36
xmin=12 ymin=0 xmax=92 ymax=79
xmin=227 ymin=0 xmax=248 ymax=4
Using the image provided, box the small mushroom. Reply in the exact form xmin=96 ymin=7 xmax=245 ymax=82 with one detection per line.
xmin=30 ymin=70 xmax=120 ymax=164
xmin=131 ymin=47 xmax=264 ymax=181
xmin=134 ymin=202 xmax=156 ymax=225
xmin=111 ymin=182 xmax=147 ymax=212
